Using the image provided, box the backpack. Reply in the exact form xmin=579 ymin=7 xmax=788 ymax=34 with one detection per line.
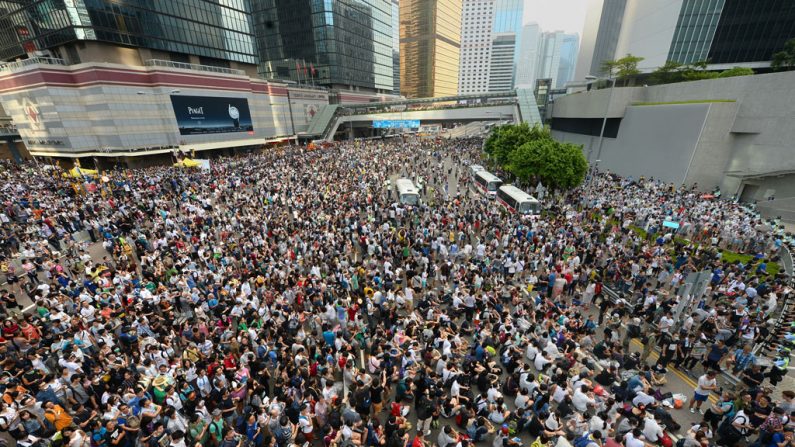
xmin=275 ymin=425 xmax=292 ymax=446
xmin=573 ymin=432 xmax=595 ymax=447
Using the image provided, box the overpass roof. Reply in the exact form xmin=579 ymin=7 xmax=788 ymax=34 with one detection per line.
xmin=342 ymin=91 xmax=517 ymax=108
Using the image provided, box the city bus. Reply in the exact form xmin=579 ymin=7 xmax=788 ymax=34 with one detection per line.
xmin=473 ymin=170 xmax=502 ymax=198
xmin=497 ymin=185 xmax=541 ymax=215
xmin=395 ymin=178 xmax=420 ymax=205
xmin=469 ymin=164 xmax=485 ymax=177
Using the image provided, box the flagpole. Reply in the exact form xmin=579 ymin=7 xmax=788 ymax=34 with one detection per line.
xmin=295 ymin=60 xmax=302 ymax=85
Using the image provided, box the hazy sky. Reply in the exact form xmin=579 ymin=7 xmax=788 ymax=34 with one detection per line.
xmin=522 ymin=0 xmax=588 ymax=35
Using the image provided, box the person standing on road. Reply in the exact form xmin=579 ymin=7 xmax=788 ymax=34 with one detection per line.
xmin=690 ymin=370 xmax=719 ymax=414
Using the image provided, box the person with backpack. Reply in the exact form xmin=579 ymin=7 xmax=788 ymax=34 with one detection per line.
xmin=717 ymin=409 xmax=753 ymax=447
xmin=272 ymin=415 xmax=296 ymax=447
xmin=492 ymin=425 xmax=521 ymax=447
xmin=704 ymin=391 xmax=735 ymax=433
xmin=573 ymin=430 xmax=603 ymax=447
xmin=208 ymin=410 xmax=226 ymax=447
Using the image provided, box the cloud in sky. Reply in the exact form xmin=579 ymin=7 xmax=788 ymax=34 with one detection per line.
xmin=522 ymin=0 xmax=589 ymax=35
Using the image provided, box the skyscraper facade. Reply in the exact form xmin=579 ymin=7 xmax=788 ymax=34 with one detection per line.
xmin=667 ymin=0 xmax=725 ymax=64
xmin=458 ymin=0 xmax=495 ymax=94
xmin=575 ymin=0 xmax=795 ymax=80
xmin=457 ymin=0 xmax=522 ymax=94
xmin=536 ymin=31 xmax=578 ymax=88
xmin=514 ymin=22 xmax=540 ymax=88
xmin=707 ymin=0 xmax=795 ymax=66
xmin=254 ymin=0 xmax=394 ymax=92
xmin=392 ymin=0 xmax=401 ymax=94
xmin=488 ymin=33 xmax=516 ymax=92
xmin=0 ymin=0 xmax=258 ymax=70
xmin=555 ymin=33 xmax=579 ymax=88
xmin=400 ymin=0 xmax=462 ymax=98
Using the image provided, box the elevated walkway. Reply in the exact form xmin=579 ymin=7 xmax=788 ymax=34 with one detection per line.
xmin=304 ymin=90 xmax=542 ymax=141
xmin=304 ymin=104 xmax=339 ymax=136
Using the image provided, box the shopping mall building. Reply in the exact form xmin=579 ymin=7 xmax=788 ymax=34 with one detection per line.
xmin=0 ymin=0 xmax=397 ymax=166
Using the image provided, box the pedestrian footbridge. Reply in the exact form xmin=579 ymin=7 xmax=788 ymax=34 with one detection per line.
xmin=305 ymin=89 xmax=542 ymax=141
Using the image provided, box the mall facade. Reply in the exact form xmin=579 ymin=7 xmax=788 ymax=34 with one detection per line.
xmin=0 ymin=0 xmax=398 ymax=164
xmin=0 ymin=58 xmax=344 ymax=165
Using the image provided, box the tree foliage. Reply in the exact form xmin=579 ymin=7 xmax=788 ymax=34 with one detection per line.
xmin=718 ymin=66 xmax=754 ymax=78
xmin=486 ymin=124 xmax=587 ymax=191
xmin=772 ymin=38 xmax=795 ymax=71
xmin=483 ymin=122 xmax=547 ymax=166
xmin=648 ymin=59 xmax=754 ymax=84
xmin=615 ymin=54 xmax=644 ymax=79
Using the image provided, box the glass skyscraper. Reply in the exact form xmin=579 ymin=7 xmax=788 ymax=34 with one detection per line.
xmin=254 ymin=0 xmax=394 ymax=92
xmin=492 ymin=0 xmax=522 ymax=33
xmin=668 ymin=0 xmax=725 ymax=64
xmin=0 ymin=0 xmax=257 ymax=64
xmin=392 ymin=0 xmax=400 ymax=94
xmin=707 ymin=0 xmax=795 ymax=64
xmin=400 ymin=0 xmax=462 ymax=98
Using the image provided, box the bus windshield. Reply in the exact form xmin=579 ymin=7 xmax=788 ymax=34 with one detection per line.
xmin=402 ymin=193 xmax=419 ymax=205
xmin=519 ymin=201 xmax=539 ymax=214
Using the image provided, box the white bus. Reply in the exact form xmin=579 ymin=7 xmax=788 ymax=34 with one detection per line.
xmin=469 ymin=164 xmax=485 ymax=177
xmin=395 ymin=178 xmax=420 ymax=205
xmin=497 ymin=185 xmax=541 ymax=215
xmin=473 ymin=170 xmax=502 ymax=198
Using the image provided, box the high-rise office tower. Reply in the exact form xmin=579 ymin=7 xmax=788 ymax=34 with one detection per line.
xmin=574 ymin=0 xmax=627 ymax=80
xmin=575 ymin=0 xmax=795 ymax=80
xmin=514 ymin=23 xmax=541 ymax=89
xmin=0 ymin=0 xmax=259 ymax=72
xmin=254 ymin=0 xmax=394 ymax=92
xmin=555 ymin=34 xmax=579 ymax=88
xmin=536 ymin=31 xmax=579 ymax=88
xmin=458 ymin=0 xmax=523 ymax=94
xmin=392 ymin=0 xmax=401 ymax=94
xmin=458 ymin=0 xmax=495 ymax=94
xmin=400 ymin=0 xmax=462 ymax=98
xmin=488 ymin=33 xmax=516 ymax=92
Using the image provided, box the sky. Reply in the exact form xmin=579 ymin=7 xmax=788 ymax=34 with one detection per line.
xmin=522 ymin=0 xmax=588 ymax=35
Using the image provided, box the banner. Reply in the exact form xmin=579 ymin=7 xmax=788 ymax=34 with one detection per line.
xmin=170 ymin=95 xmax=254 ymax=135
xmin=373 ymin=120 xmax=420 ymax=129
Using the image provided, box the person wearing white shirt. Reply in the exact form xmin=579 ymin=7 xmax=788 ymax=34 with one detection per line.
xmin=515 ymin=389 xmax=531 ymax=410
xmin=550 ymin=383 xmax=567 ymax=404
xmin=642 ymin=415 xmax=664 ymax=443
xmin=624 ymin=430 xmax=646 ymax=447
xmin=572 ymin=386 xmax=596 ymax=413
xmin=534 ymin=352 xmax=551 ymax=372
xmin=526 ymin=343 xmax=538 ymax=362
xmin=632 ymin=391 xmax=656 ymax=408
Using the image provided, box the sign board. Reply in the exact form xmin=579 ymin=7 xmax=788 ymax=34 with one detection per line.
xmin=662 ymin=221 xmax=680 ymax=229
xmin=373 ymin=120 xmax=420 ymax=129
xmin=170 ymin=95 xmax=254 ymax=135
xmin=195 ymin=159 xmax=211 ymax=171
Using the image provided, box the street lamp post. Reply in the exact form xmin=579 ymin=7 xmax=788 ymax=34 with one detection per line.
xmin=583 ymin=76 xmax=616 ymax=170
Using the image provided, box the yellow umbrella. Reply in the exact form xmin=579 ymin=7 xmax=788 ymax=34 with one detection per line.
xmin=173 ymin=158 xmax=201 ymax=168
xmin=65 ymin=167 xmax=98 ymax=178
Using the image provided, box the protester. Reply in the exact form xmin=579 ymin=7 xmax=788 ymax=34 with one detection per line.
xmin=0 ymin=139 xmax=791 ymax=447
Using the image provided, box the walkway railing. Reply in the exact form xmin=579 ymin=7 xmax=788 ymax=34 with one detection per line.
xmin=0 ymin=57 xmax=66 ymax=73
xmin=145 ymin=59 xmax=245 ymax=76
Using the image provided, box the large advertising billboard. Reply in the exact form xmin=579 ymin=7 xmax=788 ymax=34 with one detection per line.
xmin=170 ymin=95 xmax=254 ymax=135
xmin=372 ymin=120 xmax=420 ymax=129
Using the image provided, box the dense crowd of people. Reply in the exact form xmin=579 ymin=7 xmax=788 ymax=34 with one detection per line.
xmin=0 ymin=138 xmax=791 ymax=447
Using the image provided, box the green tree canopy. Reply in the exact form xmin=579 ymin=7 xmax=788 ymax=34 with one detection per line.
xmin=718 ymin=66 xmax=754 ymax=78
xmin=503 ymin=128 xmax=588 ymax=190
xmin=649 ymin=60 xmax=684 ymax=84
xmin=772 ymin=38 xmax=795 ymax=71
xmin=615 ymin=54 xmax=645 ymax=79
xmin=483 ymin=122 xmax=550 ymax=166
